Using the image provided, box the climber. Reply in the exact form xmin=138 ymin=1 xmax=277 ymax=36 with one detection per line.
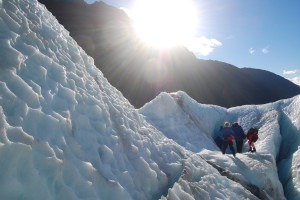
xmin=247 ymin=127 xmax=259 ymax=152
xmin=231 ymin=122 xmax=246 ymax=153
xmin=220 ymin=122 xmax=236 ymax=157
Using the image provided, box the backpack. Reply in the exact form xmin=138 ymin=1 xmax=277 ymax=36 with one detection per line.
xmin=247 ymin=128 xmax=259 ymax=142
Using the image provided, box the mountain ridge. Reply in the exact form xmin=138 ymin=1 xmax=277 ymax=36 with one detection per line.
xmin=37 ymin=0 xmax=300 ymax=108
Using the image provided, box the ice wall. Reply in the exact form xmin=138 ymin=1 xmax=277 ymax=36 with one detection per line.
xmin=141 ymin=91 xmax=300 ymax=199
xmin=0 ymin=0 xmax=187 ymax=199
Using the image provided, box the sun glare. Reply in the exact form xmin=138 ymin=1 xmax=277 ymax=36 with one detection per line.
xmin=132 ymin=0 xmax=198 ymax=49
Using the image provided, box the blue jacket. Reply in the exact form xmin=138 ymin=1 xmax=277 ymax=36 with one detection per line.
xmin=219 ymin=127 xmax=234 ymax=140
xmin=231 ymin=125 xmax=245 ymax=141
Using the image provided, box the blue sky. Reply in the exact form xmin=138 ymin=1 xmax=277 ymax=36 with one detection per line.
xmin=85 ymin=0 xmax=300 ymax=80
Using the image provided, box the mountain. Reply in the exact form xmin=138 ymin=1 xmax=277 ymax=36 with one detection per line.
xmin=1 ymin=0 xmax=300 ymax=199
xmin=37 ymin=0 xmax=300 ymax=108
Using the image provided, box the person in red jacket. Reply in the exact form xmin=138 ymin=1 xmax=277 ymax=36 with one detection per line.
xmin=247 ymin=127 xmax=259 ymax=152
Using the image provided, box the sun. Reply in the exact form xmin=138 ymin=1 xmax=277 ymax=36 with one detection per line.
xmin=131 ymin=0 xmax=198 ymax=49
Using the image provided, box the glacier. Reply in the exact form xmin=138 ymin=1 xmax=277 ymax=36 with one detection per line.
xmin=0 ymin=0 xmax=299 ymax=199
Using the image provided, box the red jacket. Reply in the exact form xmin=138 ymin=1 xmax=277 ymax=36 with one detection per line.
xmin=247 ymin=132 xmax=258 ymax=144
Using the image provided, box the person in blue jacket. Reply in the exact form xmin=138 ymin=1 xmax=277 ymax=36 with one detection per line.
xmin=231 ymin=122 xmax=246 ymax=153
xmin=220 ymin=122 xmax=236 ymax=157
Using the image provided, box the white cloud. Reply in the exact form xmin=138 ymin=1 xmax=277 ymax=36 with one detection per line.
xmin=120 ymin=7 xmax=133 ymax=18
xmin=186 ymin=36 xmax=222 ymax=56
xmin=283 ymin=70 xmax=298 ymax=75
xmin=288 ymin=76 xmax=300 ymax=86
xmin=249 ymin=48 xmax=255 ymax=54
xmin=261 ymin=45 xmax=269 ymax=54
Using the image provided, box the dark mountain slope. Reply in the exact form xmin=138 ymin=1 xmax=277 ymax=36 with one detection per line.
xmin=38 ymin=0 xmax=300 ymax=108
xmin=241 ymin=68 xmax=300 ymax=103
